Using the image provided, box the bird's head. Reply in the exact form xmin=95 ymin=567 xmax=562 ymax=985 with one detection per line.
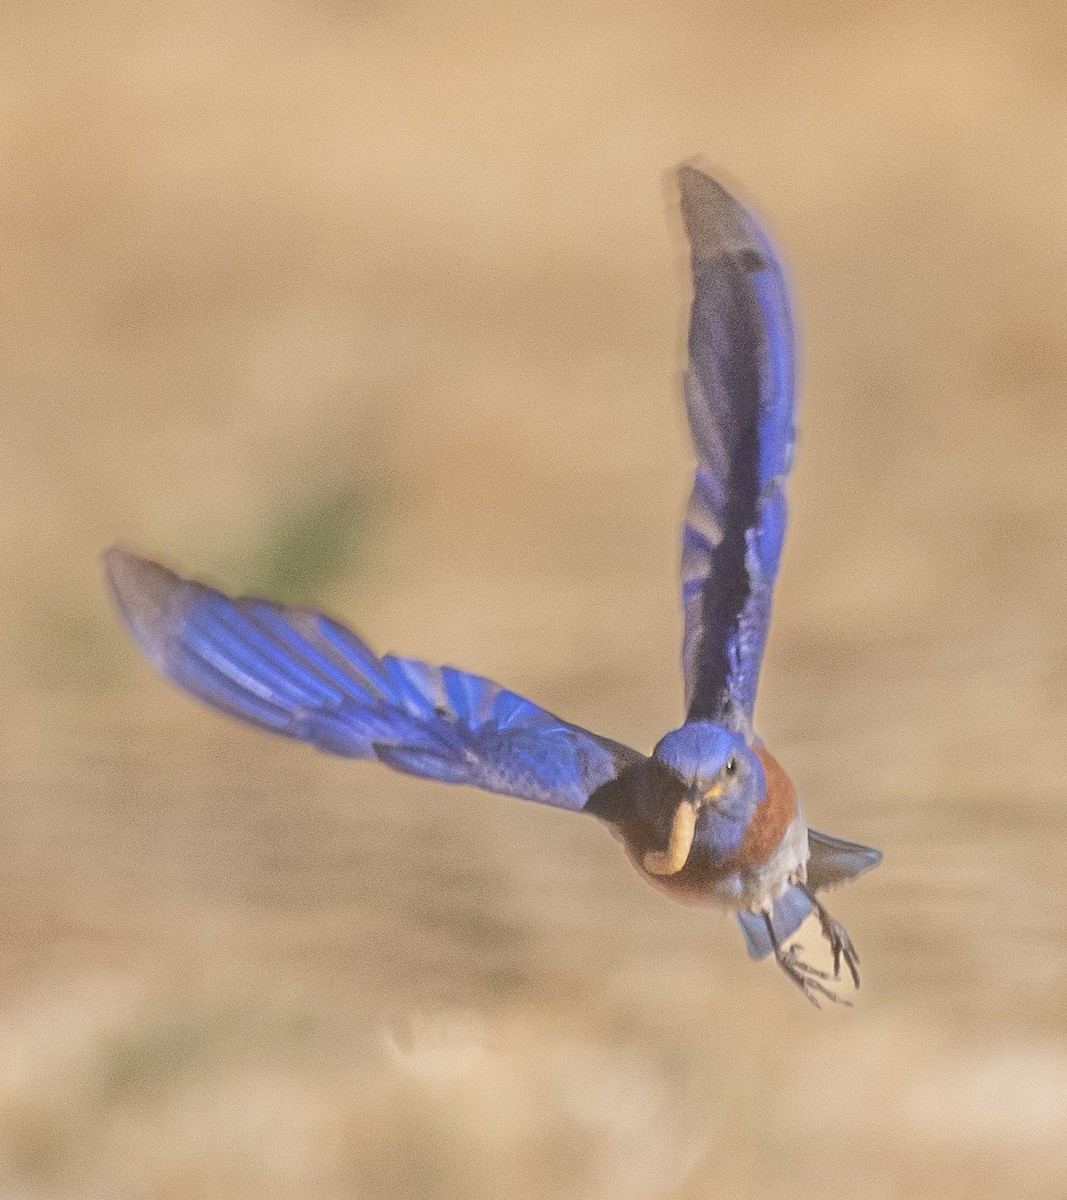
xmin=644 ymin=722 xmax=766 ymax=875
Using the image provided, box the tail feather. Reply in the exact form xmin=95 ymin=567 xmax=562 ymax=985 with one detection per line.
xmin=735 ymin=884 xmax=813 ymax=960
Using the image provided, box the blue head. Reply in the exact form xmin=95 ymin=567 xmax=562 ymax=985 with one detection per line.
xmin=651 ymin=722 xmax=766 ymax=859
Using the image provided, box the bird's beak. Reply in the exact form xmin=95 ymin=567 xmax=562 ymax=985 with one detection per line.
xmin=642 ymin=799 xmax=698 ymax=877
xmin=702 ymin=780 xmax=726 ymax=803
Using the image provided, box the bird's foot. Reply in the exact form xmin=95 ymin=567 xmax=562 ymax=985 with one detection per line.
xmin=775 ymin=941 xmax=851 ymax=1009
xmin=817 ymin=912 xmax=860 ymax=989
xmin=798 ymin=884 xmax=861 ymax=989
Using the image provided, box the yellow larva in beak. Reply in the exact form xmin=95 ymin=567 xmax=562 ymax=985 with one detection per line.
xmin=642 ymin=772 xmax=732 ymax=877
xmin=643 ymin=800 xmax=698 ymax=876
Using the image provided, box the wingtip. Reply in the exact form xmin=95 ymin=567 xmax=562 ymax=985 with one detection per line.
xmin=676 ymin=162 xmax=725 ymax=200
xmin=676 ymin=163 xmax=761 ymax=263
xmin=104 ymin=547 xmax=191 ymax=665
xmin=851 ymin=843 xmax=883 ymax=873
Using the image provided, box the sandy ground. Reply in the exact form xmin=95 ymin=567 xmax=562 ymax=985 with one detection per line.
xmin=2 ymin=1 xmax=1067 ymax=1196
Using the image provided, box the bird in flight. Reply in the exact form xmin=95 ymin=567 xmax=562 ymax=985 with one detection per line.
xmin=106 ymin=166 xmax=881 ymax=1006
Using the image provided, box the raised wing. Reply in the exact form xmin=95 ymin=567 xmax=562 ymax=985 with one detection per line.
xmin=677 ymin=167 xmax=796 ymax=732
xmin=105 ymin=549 xmax=641 ymax=812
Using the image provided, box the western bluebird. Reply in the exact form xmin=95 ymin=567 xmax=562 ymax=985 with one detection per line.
xmin=106 ymin=165 xmax=881 ymax=1006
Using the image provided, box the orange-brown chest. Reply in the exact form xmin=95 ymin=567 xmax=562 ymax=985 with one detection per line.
xmin=616 ymin=745 xmax=798 ymax=905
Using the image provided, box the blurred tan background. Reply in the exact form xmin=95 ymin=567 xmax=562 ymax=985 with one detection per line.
xmin=2 ymin=1 xmax=1067 ymax=1196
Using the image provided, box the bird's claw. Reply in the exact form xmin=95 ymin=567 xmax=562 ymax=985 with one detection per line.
xmin=788 ymin=883 xmax=863 ymax=995
xmin=776 ymin=942 xmax=851 ymax=1009
xmin=811 ymin=908 xmax=861 ymax=989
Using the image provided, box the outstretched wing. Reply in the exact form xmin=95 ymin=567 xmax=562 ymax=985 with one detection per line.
xmin=105 ymin=549 xmax=642 ymax=812
xmin=677 ymin=167 xmax=796 ymax=731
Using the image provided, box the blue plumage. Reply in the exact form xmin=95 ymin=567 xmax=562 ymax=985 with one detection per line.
xmin=105 ymin=165 xmax=882 ymax=1006
xmin=106 ymin=551 xmax=638 ymax=811
xmin=736 ymin=885 xmax=813 ymax=960
xmin=677 ymin=167 xmax=796 ymax=732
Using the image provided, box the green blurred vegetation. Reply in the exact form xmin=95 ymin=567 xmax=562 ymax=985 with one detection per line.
xmin=240 ymin=485 xmax=379 ymax=603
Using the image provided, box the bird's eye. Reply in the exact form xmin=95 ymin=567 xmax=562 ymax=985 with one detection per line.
xmin=724 ymin=756 xmax=738 ymax=777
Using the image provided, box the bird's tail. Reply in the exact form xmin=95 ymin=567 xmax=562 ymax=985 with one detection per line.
xmin=735 ymin=885 xmax=813 ymax=960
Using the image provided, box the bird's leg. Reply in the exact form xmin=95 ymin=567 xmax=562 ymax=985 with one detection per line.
xmin=761 ymin=913 xmax=849 ymax=1009
xmin=796 ymin=883 xmax=861 ymax=989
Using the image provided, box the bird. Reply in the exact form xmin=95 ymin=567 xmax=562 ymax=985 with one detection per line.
xmin=105 ymin=165 xmax=881 ymax=1006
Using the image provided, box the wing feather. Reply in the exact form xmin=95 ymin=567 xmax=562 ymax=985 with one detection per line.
xmin=677 ymin=167 xmax=796 ymax=730
xmin=106 ymin=549 xmax=641 ymax=812
xmin=805 ymin=829 xmax=883 ymax=892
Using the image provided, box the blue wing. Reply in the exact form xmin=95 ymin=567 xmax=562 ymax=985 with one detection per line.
xmin=677 ymin=167 xmax=796 ymax=731
xmin=105 ymin=549 xmax=642 ymax=812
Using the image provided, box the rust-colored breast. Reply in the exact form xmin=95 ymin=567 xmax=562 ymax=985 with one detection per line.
xmin=735 ymin=745 xmax=797 ymax=871
xmin=615 ymin=745 xmax=797 ymax=905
